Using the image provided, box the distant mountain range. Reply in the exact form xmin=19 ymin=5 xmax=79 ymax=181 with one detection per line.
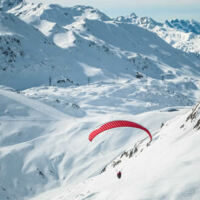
xmin=116 ymin=13 xmax=200 ymax=34
xmin=115 ymin=13 xmax=200 ymax=54
xmin=165 ymin=19 xmax=200 ymax=34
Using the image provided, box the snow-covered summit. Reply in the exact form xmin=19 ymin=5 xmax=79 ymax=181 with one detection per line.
xmin=115 ymin=14 xmax=200 ymax=54
xmin=115 ymin=14 xmax=162 ymax=29
xmin=115 ymin=12 xmax=137 ymax=23
xmin=166 ymin=19 xmax=200 ymax=34
xmin=0 ymin=0 xmax=25 ymax=11
xmin=10 ymin=3 xmax=111 ymax=25
xmin=116 ymin=14 xmax=200 ymax=35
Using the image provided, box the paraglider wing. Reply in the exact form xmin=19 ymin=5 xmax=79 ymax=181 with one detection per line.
xmin=89 ymin=120 xmax=152 ymax=142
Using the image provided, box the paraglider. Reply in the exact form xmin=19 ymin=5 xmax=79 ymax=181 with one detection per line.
xmin=89 ymin=120 xmax=152 ymax=180
xmin=88 ymin=120 xmax=152 ymax=142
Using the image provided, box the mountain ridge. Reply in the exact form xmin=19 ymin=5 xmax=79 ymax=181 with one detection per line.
xmin=115 ymin=13 xmax=200 ymax=54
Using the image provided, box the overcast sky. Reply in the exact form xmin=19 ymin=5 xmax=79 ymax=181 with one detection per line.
xmin=27 ymin=0 xmax=200 ymax=21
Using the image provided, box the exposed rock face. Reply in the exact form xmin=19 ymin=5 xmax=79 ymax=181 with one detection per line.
xmin=186 ymin=103 xmax=200 ymax=130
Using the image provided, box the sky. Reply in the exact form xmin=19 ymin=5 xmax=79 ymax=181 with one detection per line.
xmin=27 ymin=0 xmax=200 ymax=22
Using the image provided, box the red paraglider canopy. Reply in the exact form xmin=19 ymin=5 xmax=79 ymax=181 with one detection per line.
xmin=89 ymin=120 xmax=152 ymax=142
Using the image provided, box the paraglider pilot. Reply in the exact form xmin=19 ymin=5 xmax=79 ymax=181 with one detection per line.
xmin=117 ymin=171 xmax=122 ymax=179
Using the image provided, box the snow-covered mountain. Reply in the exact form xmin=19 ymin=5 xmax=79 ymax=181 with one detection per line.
xmin=0 ymin=2 xmax=200 ymax=200
xmin=115 ymin=14 xmax=200 ymax=54
xmin=166 ymin=19 xmax=200 ymax=34
xmin=0 ymin=84 xmax=197 ymax=200
xmin=0 ymin=2 xmax=199 ymax=101
xmin=0 ymin=11 xmax=67 ymax=89
xmin=28 ymin=102 xmax=200 ymax=200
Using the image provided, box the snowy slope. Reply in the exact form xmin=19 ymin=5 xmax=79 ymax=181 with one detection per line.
xmin=30 ymin=102 xmax=200 ymax=200
xmin=1 ymin=4 xmax=111 ymax=89
xmin=23 ymin=80 xmax=195 ymax=116
xmin=115 ymin=14 xmax=200 ymax=54
xmin=0 ymin=86 xmax=69 ymax=200
xmin=0 ymin=85 xmax=191 ymax=200
xmin=0 ymin=11 xmax=75 ymax=89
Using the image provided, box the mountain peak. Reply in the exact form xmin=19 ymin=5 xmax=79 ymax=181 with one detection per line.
xmin=129 ymin=12 xmax=137 ymax=18
xmin=165 ymin=19 xmax=200 ymax=34
xmin=115 ymin=13 xmax=162 ymax=29
xmin=0 ymin=0 xmax=25 ymax=11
